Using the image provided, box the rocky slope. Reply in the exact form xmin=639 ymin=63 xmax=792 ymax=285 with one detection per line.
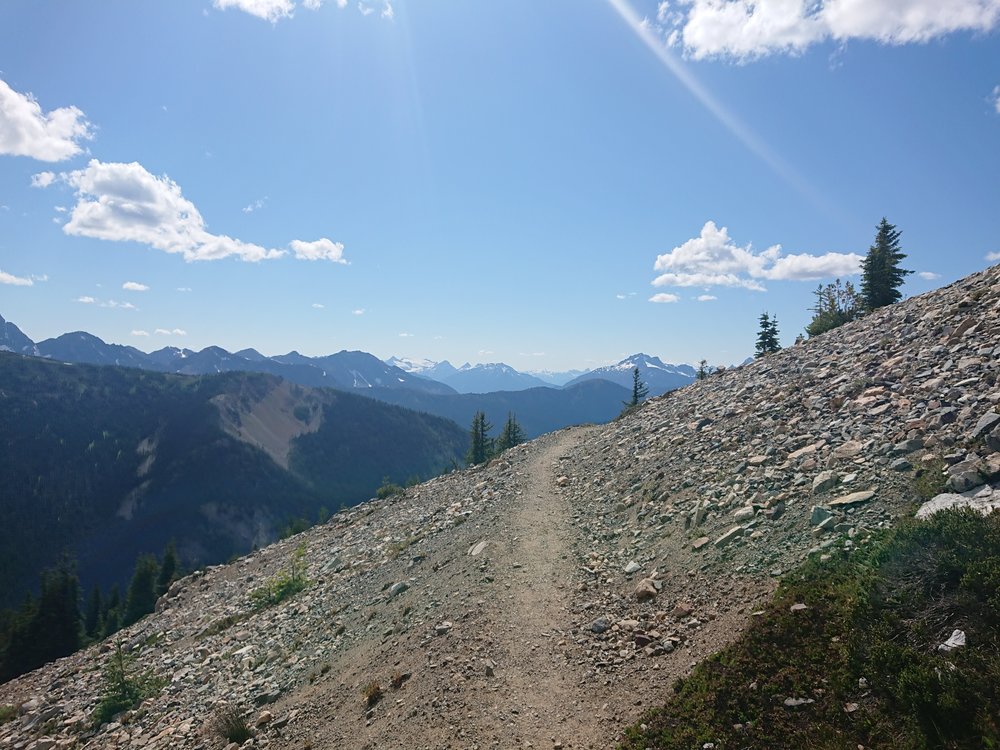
xmin=2 ymin=263 xmax=999 ymax=750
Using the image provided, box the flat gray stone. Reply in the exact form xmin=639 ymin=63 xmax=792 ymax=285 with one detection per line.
xmin=830 ymin=490 xmax=876 ymax=507
xmin=714 ymin=526 xmax=743 ymax=548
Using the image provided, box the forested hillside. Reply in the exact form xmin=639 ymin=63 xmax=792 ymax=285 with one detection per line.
xmin=0 ymin=353 xmax=466 ymax=608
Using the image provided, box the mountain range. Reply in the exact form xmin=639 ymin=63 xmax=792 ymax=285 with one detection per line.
xmin=1 ymin=314 xmax=699 ymax=437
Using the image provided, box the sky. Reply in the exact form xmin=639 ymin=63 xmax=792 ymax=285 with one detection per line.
xmin=1 ymin=0 xmax=998 ymax=371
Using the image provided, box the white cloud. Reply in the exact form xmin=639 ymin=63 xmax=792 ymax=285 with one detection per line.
xmin=242 ymin=196 xmax=267 ymax=213
xmin=352 ymin=308 xmax=365 ymax=315
xmin=398 ymin=332 xmax=413 ymax=337
xmin=917 ymin=271 xmax=941 ymax=280
xmin=616 ymin=293 xmax=627 ymax=299
xmin=31 ymin=171 xmax=56 ymax=188
xmin=302 ymin=0 xmax=348 ymax=8
xmin=49 ymin=160 xmax=287 ymax=262
xmin=312 ymin=302 xmax=325 ymax=309
xmin=76 ymin=296 xmax=95 ymax=304
xmin=290 ymin=238 xmax=348 ymax=263
xmin=0 ymin=78 xmax=93 ymax=162
xmin=986 ymin=251 xmax=1000 ymax=262
xmin=177 ymin=287 xmax=193 ymax=292
xmin=649 ymin=292 xmax=681 ymax=303
xmin=697 ymin=294 xmax=718 ymax=301
xmin=0 ymin=269 xmax=33 ymax=286
xmin=651 ymin=221 xmax=862 ymax=291
xmin=131 ymin=330 xmax=150 ymax=337
xmin=213 ymin=0 xmax=293 ymax=22
xmin=32 ymin=274 xmax=49 ymax=282
xmin=993 ymin=85 xmax=1000 ymax=114
xmin=100 ymin=300 xmax=137 ymax=310
xmin=155 ymin=328 xmax=187 ymax=336
xmin=654 ymin=0 xmax=1000 ymax=62
xmin=381 ymin=1 xmax=394 ymax=19
xmin=122 ymin=281 xmax=149 ymax=291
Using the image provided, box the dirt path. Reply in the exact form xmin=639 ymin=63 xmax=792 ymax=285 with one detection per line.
xmin=489 ymin=427 xmax=605 ymax=749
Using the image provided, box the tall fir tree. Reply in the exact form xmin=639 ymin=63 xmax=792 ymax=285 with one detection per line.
xmin=628 ymin=367 xmax=648 ymax=407
xmin=122 ymin=555 xmax=159 ymax=628
xmin=755 ymin=312 xmax=781 ymax=357
xmin=0 ymin=560 xmax=81 ymax=682
xmin=860 ymin=217 xmax=911 ymax=310
xmin=156 ymin=541 xmax=179 ymax=597
xmin=84 ymin=584 xmax=103 ymax=641
xmin=495 ymin=412 xmax=525 ymax=453
xmin=466 ymin=411 xmax=494 ymax=466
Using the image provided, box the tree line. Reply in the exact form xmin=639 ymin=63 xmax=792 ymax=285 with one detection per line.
xmin=751 ymin=217 xmax=911 ymax=359
xmin=466 ymin=411 xmax=526 ymax=466
xmin=0 ymin=543 xmax=179 ymax=683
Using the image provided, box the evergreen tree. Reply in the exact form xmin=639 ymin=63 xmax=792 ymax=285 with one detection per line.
xmin=696 ymin=359 xmax=710 ymax=380
xmin=755 ymin=312 xmax=780 ymax=357
xmin=466 ymin=411 xmax=494 ymax=466
xmin=156 ymin=541 xmax=179 ymax=597
xmin=860 ymin=217 xmax=911 ymax=310
xmin=101 ymin=585 xmax=121 ymax=639
xmin=0 ymin=560 xmax=81 ymax=681
xmin=122 ymin=555 xmax=159 ymax=628
xmin=805 ymin=278 xmax=863 ymax=337
xmin=628 ymin=367 xmax=649 ymax=407
xmin=84 ymin=584 xmax=103 ymax=641
xmin=495 ymin=412 xmax=525 ymax=453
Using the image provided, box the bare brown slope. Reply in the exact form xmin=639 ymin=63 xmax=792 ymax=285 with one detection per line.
xmin=213 ymin=379 xmax=323 ymax=469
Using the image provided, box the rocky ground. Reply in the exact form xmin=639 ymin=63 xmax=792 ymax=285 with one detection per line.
xmin=2 ymin=263 xmax=999 ymax=750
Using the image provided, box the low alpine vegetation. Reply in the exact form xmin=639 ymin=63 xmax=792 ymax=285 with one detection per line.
xmin=208 ymin=705 xmax=254 ymax=744
xmin=620 ymin=508 xmax=1000 ymax=750
xmin=93 ymin=639 xmax=165 ymax=726
xmin=250 ymin=543 xmax=309 ymax=610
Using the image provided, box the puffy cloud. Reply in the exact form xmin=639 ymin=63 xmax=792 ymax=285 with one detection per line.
xmin=352 ymin=308 xmax=365 ymax=315
xmin=917 ymin=271 xmax=941 ymax=280
xmin=398 ymin=332 xmax=413 ymax=337
xmin=31 ymin=171 xmax=56 ymax=188
xmin=312 ymin=302 xmax=325 ymax=309
xmin=1 ymin=269 xmax=33 ymax=286
xmin=993 ymin=85 xmax=1000 ymax=114
xmin=381 ymin=1 xmax=394 ymax=19
xmin=76 ymin=296 xmax=95 ymax=303
xmin=50 ymin=160 xmax=287 ymax=262
xmin=123 ymin=281 xmax=149 ymax=291
xmin=290 ymin=238 xmax=348 ymax=263
xmin=131 ymin=330 xmax=150 ymax=337
xmin=213 ymin=0 xmax=294 ymax=22
xmin=155 ymin=328 xmax=187 ymax=336
xmin=0 ymin=78 xmax=93 ymax=161
xmin=649 ymin=292 xmax=681 ymax=303
xmin=697 ymin=294 xmax=718 ymax=301
xmin=651 ymin=221 xmax=862 ymax=291
xmin=177 ymin=287 xmax=193 ymax=292
xmin=987 ymin=251 xmax=1000 ymax=262
xmin=653 ymin=0 xmax=1000 ymax=62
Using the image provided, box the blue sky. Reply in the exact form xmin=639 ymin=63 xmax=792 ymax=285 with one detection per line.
xmin=1 ymin=0 xmax=998 ymax=371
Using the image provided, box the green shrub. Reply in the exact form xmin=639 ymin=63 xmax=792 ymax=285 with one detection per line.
xmin=0 ymin=705 xmax=15 ymax=725
xmin=92 ymin=639 xmax=165 ymax=726
xmin=208 ymin=706 xmax=254 ymax=744
xmin=912 ymin=457 xmax=948 ymax=500
xmin=375 ymin=476 xmax=405 ymax=499
xmin=250 ymin=543 xmax=309 ymax=610
xmin=620 ymin=509 xmax=1000 ymax=750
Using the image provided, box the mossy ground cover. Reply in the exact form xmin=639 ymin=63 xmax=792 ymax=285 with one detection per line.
xmin=620 ymin=509 xmax=1000 ymax=750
